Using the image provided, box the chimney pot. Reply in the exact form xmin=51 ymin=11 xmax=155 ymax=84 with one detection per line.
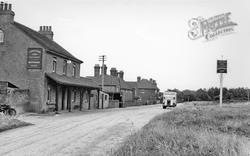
xmin=4 ymin=3 xmax=7 ymax=10
xmin=39 ymin=25 xmax=54 ymax=40
xmin=0 ymin=2 xmax=3 ymax=10
xmin=110 ymin=67 xmax=118 ymax=77
xmin=94 ymin=64 xmax=100 ymax=77
xmin=118 ymin=70 xmax=124 ymax=79
xmin=0 ymin=2 xmax=15 ymax=24
xmin=137 ymin=76 xmax=141 ymax=82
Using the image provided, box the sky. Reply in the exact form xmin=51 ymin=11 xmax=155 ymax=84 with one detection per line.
xmin=7 ymin=0 xmax=250 ymax=91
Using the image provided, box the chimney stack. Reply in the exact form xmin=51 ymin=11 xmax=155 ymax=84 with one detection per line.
xmin=38 ymin=26 xmax=54 ymax=40
xmin=110 ymin=67 xmax=118 ymax=77
xmin=137 ymin=76 xmax=141 ymax=82
xmin=94 ymin=64 xmax=100 ymax=77
xmin=101 ymin=64 xmax=107 ymax=75
xmin=0 ymin=2 xmax=15 ymax=24
xmin=118 ymin=70 xmax=124 ymax=79
xmin=150 ymin=78 xmax=153 ymax=83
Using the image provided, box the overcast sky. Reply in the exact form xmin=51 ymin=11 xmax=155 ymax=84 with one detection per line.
xmin=8 ymin=0 xmax=250 ymax=91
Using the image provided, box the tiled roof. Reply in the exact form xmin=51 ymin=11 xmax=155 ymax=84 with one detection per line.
xmin=127 ymin=82 xmax=137 ymax=88
xmin=127 ymin=79 xmax=158 ymax=90
xmin=46 ymin=73 xmax=100 ymax=89
xmin=88 ymin=75 xmax=132 ymax=90
xmin=13 ymin=22 xmax=83 ymax=63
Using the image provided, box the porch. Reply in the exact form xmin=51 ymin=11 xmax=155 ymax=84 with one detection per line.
xmin=45 ymin=73 xmax=101 ymax=112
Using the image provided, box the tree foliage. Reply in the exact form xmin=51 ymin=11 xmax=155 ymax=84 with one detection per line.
xmin=165 ymin=87 xmax=250 ymax=102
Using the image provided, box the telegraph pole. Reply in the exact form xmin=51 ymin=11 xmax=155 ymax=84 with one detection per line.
xmin=99 ymin=55 xmax=106 ymax=92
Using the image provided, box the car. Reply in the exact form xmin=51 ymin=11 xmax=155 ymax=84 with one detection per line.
xmin=162 ymin=91 xmax=177 ymax=109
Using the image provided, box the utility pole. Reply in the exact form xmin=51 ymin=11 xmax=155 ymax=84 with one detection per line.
xmin=99 ymin=55 xmax=106 ymax=92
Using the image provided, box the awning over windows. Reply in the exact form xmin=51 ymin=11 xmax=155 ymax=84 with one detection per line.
xmin=46 ymin=73 xmax=100 ymax=89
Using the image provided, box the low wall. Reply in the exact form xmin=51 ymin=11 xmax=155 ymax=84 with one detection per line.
xmin=0 ymin=89 xmax=30 ymax=114
xmin=109 ymin=100 xmax=120 ymax=108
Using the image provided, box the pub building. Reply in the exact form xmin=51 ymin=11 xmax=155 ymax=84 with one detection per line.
xmin=0 ymin=2 xmax=101 ymax=112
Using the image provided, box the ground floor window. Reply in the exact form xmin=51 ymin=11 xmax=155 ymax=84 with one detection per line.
xmin=47 ymin=87 xmax=51 ymax=102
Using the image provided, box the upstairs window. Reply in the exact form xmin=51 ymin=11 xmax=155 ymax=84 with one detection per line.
xmin=72 ymin=63 xmax=76 ymax=77
xmin=0 ymin=29 xmax=4 ymax=43
xmin=52 ymin=57 xmax=57 ymax=72
xmin=63 ymin=60 xmax=67 ymax=75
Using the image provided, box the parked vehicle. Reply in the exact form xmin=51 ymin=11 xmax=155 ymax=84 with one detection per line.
xmin=162 ymin=91 xmax=177 ymax=109
xmin=0 ymin=104 xmax=16 ymax=116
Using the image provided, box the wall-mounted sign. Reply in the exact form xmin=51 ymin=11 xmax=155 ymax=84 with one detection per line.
xmin=188 ymin=12 xmax=237 ymax=41
xmin=27 ymin=48 xmax=43 ymax=69
xmin=217 ymin=60 xmax=227 ymax=73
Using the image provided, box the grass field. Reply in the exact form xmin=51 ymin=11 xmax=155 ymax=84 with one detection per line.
xmin=0 ymin=114 xmax=31 ymax=132
xmin=112 ymin=103 xmax=250 ymax=156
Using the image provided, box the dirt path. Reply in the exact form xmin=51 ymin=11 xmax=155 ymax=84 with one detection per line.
xmin=0 ymin=104 xmax=171 ymax=156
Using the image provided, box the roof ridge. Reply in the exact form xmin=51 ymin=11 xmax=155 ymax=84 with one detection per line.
xmin=13 ymin=22 xmax=83 ymax=63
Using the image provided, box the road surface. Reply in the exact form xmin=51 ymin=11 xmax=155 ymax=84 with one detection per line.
xmin=0 ymin=104 xmax=171 ymax=156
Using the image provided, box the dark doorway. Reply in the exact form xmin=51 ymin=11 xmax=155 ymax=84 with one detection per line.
xmin=62 ymin=87 xmax=65 ymax=110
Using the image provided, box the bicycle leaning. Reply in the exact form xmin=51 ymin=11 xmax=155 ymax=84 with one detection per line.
xmin=0 ymin=104 xmax=17 ymax=116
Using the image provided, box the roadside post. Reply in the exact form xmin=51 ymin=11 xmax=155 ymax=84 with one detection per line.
xmin=217 ymin=58 xmax=227 ymax=107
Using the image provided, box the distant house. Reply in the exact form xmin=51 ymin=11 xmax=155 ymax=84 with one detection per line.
xmin=0 ymin=2 xmax=100 ymax=112
xmin=127 ymin=76 xmax=159 ymax=105
xmin=88 ymin=64 xmax=133 ymax=108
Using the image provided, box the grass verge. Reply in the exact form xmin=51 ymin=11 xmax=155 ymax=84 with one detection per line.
xmin=0 ymin=114 xmax=32 ymax=132
xmin=112 ymin=103 xmax=250 ymax=156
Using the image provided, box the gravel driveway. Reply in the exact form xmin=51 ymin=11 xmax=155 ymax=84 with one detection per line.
xmin=0 ymin=104 xmax=171 ymax=156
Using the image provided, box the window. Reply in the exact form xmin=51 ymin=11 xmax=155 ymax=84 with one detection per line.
xmin=47 ymin=87 xmax=51 ymax=102
xmin=52 ymin=57 xmax=57 ymax=72
xmin=0 ymin=29 xmax=4 ymax=43
xmin=63 ymin=60 xmax=67 ymax=75
xmin=72 ymin=63 xmax=76 ymax=77
xmin=105 ymin=95 xmax=107 ymax=100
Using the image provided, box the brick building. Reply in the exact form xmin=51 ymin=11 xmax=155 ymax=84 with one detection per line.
xmin=0 ymin=2 xmax=100 ymax=112
xmin=88 ymin=64 xmax=133 ymax=107
xmin=127 ymin=77 xmax=159 ymax=105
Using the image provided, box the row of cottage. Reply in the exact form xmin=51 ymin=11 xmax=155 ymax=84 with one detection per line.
xmin=0 ymin=2 xmax=159 ymax=113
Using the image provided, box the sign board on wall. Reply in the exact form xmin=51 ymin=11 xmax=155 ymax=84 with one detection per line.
xmin=217 ymin=60 xmax=227 ymax=73
xmin=27 ymin=48 xmax=43 ymax=69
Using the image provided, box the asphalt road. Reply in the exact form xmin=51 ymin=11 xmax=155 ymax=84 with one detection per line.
xmin=0 ymin=104 xmax=171 ymax=156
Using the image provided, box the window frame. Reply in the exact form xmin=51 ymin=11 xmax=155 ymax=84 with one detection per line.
xmin=63 ymin=60 xmax=67 ymax=75
xmin=72 ymin=63 xmax=76 ymax=77
xmin=52 ymin=57 xmax=57 ymax=72
xmin=0 ymin=29 xmax=4 ymax=43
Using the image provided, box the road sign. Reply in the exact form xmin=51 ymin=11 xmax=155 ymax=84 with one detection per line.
xmin=217 ymin=60 xmax=227 ymax=73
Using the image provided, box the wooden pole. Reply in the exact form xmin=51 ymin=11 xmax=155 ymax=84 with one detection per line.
xmin=219 ymin=73 xmax=223 ymax=107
